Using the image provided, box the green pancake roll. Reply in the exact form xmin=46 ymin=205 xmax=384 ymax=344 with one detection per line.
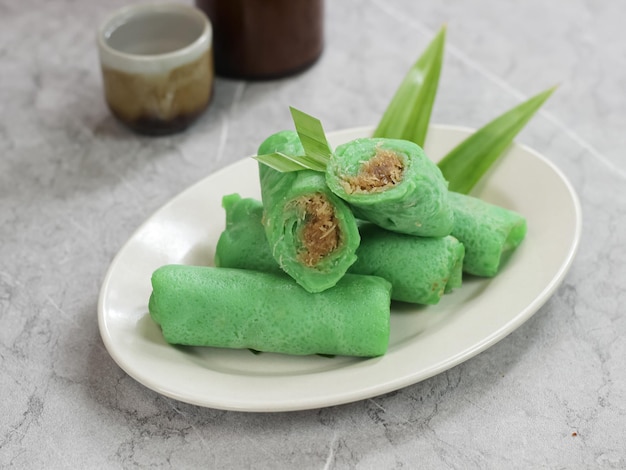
xmin=449 ymin=191 xmax=527 ymax=277
xmin=215 ymin=195 xmax=464 ymax=305
xmin=350 ymin=223 xmax=465 ymax=304
xmin=325 ymin=138 xmax=454 ymax=238
xmin=149 ymin=265 xmax=391 ymax=357
xmin=214 ymin=194 xmax=279 ymax=273
xmin=257 ymin=130 xmax=360 ymax=293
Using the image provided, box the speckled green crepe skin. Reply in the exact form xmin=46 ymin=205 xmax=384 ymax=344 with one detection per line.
xmin=325 ymin=138 xmax=454 ymax=238
xmin=350 ymin=224 xmax=465 ymax=304
xmin=215 ymin=196 xmax=464 ymax=305
xmin=215 ymin=194 xmax=280 ymax=274
xmin=449 ymin=192 xmax=527 ymax=277
xmin=257 ymin=131 xmax=360 ymax=293
xmin=149 ymin=265 xmax=391 ymax=357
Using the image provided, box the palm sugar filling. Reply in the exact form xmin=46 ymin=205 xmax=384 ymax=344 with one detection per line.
xmin=342 ymin=148 xmax=404 ymax=194
xmin=293 ymin=194 xmax=341 ymax=267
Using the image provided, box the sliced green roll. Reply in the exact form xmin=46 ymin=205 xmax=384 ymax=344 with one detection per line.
xmin=149 ymin=265 xmax=391 ymax=357
xmin=350 ymin=223 xmax=464 ymax=304
xmin=215 ymin=195 xmax=464 ymax=305
xmin=325 ymin=138 xmax=454 ymax=237
xmin=449 ymin=191 xmax=527 ymax=277
xmin=257 ymin=131 xmax=360 ymax=293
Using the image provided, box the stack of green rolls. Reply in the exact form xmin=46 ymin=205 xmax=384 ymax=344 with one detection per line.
xmin=148 ymin=130 xmax=528 ymax=359
xmin=215 ymin=194 xmax=465 ymax=305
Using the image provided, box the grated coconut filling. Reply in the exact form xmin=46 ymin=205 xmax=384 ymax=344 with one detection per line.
xmin=341 ymin=148 xmax=404 ymax=194
xmin=292 ymin=193 xmax=341 ymax=267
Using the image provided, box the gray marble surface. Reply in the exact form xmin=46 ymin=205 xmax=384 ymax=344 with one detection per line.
xmin=1 ymin=0 xmax=625 ymax=468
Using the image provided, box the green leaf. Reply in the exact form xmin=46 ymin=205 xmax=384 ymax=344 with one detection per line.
xmin=438 ymin=86 xmax=557 ymax=194
xmin=373 ymin=25 xmax=446 ymax=147
xmin=254 ymin=151 xmax=327 ymax=172
xmin=253 ymin=108 xmax=332 ymax=173
xmin=289 ymin=106 xmax=333 ymax=168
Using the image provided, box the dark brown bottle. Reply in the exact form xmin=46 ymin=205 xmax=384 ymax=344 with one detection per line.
xmin=195 ymin=0 xmax=323 ymax=79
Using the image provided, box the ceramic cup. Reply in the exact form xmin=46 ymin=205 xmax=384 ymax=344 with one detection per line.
xmin=97 ymin=3 xmax=214 ymax=135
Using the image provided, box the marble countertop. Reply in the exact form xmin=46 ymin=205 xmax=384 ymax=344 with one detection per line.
xmin=2 ymin=0 xmax=625 ymax=468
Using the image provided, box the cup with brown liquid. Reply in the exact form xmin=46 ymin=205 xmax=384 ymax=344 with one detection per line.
xmin=97 ymin=4 xmax=214 ymax=135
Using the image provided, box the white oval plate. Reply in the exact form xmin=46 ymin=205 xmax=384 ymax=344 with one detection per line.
xmin=98 ymin=125 xmax=582 ymax=412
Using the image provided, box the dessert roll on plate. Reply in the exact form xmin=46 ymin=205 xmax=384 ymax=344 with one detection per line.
xmin=449 ymin=191 xmax=527 ymax=277
xmin=257 ymin=131 xmax=360 ymax=293
xmin=325 ymin=138 xmax=454 ymax=238
xmin=149 ymin=265 xmax=391 ymax=357
xmin=350 ymin=223 xmax=465 ymax=304
xmin=215 ymin=194 xmax=280 ymax=274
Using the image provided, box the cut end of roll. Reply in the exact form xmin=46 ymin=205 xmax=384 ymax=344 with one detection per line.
xmin=292 ymin=193 xmax=341 ymax=267
xmin=341 ymin=148 xmax=404 ymax=194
